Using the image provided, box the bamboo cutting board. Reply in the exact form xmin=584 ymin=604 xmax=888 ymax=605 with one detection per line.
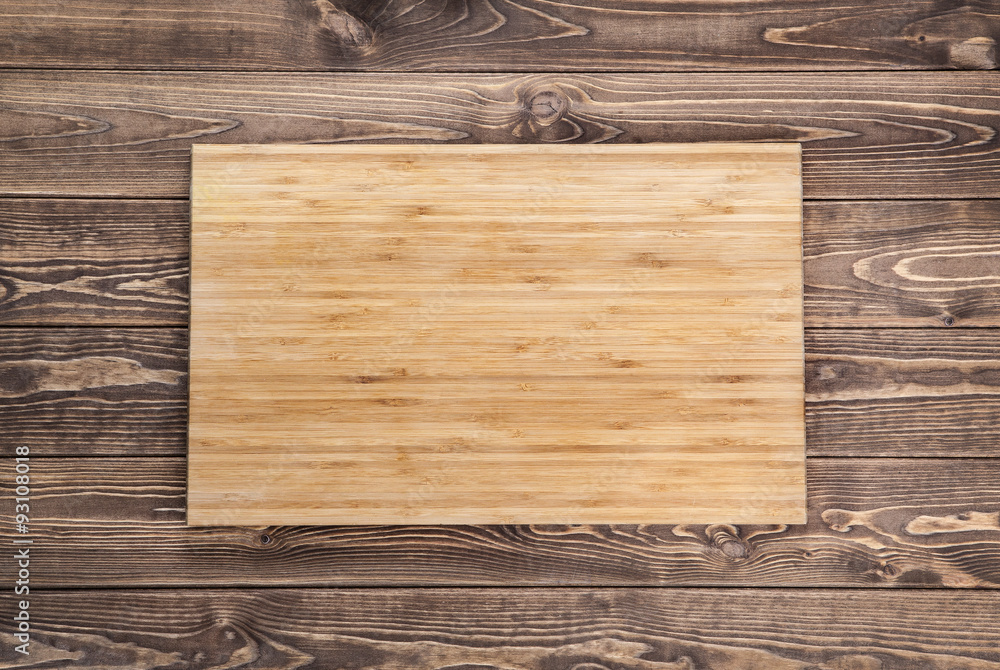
xmin=188 ymin=143 xmax=805 ymax=526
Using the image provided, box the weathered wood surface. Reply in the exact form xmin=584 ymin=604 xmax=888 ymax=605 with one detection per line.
xmin=2 ymin=72 xmax=999 ymax=198
xmin=2 ymin=0 xmax=998 ymax=71
xmin=804 ymin=200 xmax=1000 ymax=327
xmin=805 ymin=329 xmax=1000 ymax=457
xmin=4 ymin=198 xmax=999 ymax=328
xmin=0 ymin=0 xmax=995 ymax=656
xmin=0 ymin=328 xmax=187 ymax=457
xmin=1 ymin=457 xmax=998 ymax=587
xmin=0 ymin=199 xmax=189 ymax=326
xmin=188 ymin=143 xmax=806 ymax=526
xmin=3 ymin=588 xmax=999 ymax=669
xmin=2 ymin=328 xmax=997 ymax=457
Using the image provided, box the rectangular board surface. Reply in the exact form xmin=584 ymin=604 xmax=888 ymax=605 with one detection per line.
xmin=188 ymin=143 xmax=805 ymax=526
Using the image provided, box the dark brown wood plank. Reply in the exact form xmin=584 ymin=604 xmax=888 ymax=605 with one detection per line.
xmin=0 ymin=199 xmax=188 ymax=326
xmin=3 ymin=587 xmax=999 ymax=668
xmin=804 ymin=200 xmax=1000 ymax=327
xmin=2 ymin=0 xmax=999 ymax=71
xmin=2 ymin=457 xmax=998 ymax=587
xmin=0 ymin=328 xmax=187 ymax=456
xmin=2 ymin=327 xmax=997 ymax=456
xmin=805 ymin=329 xmax=1000 ymax=457
xmin=2 ymin=71 xmax=999 ymax=199
xmin=5 ymin=199 xmax=1000 ymax=328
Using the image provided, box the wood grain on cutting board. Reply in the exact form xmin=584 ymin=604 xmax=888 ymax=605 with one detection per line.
xmin=187 ymin=143 xmax=804 ymax=526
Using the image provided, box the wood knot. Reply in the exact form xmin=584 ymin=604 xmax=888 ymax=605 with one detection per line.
xmin=526 ymin=90 xmax=569 ymax=127
xmin=513 ymin=86 xmax=585 ymax=142
xmin=706 ymin=524 xmax=751 ymax=560
xmin=314 ymin=0 xmax=373 ymax=48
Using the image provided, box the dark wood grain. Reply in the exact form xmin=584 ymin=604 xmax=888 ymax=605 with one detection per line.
xmin=0 ymin=328 xmax=187 ymax=457
xmin=2 ymin=71 xmax=999 ymax=198
xmin=1 ymin=457 xmax=998 ymax=587
xmin=3 ymin=587 xmax=999 ymax=668
xmin=806 ymin=329 xmax=1000 ymax=457
xmin=804 ymin=200 xmax=1000 ymax=327
xmin=2 ymin=327 xmax=997 ymax=456
xmin=5 ymin=199 xmax=999 ymax=328
xmin=0 ymin=199 xmax=189 ymax=326
xmin=2 ymin=0 xmax=995 ymax=648
xmin=2 ymin=0 xmax=998 ymax=71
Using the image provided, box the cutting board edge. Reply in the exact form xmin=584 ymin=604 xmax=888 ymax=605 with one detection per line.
xmin=190 ymin=141 xmax=804 ymax=158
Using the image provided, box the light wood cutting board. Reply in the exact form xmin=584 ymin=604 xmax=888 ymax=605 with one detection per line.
xmin=188 ymin=143 xmax=805 ymax=526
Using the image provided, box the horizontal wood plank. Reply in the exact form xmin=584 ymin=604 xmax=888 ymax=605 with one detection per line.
xmin=3 ymin=587 xmax=1000 ymax=668
xmin=804 ymin=329 xmax=1000 ymax=457
xmin=0 ymin=199 xmax=189 ymax=326
xmin=2 ymin=71 xmax=999 ymax=198
xmin=2 ymin=0 xmax=998 ymax=71
xmin=2 ymin=457 xmax=998 ymax=587
xmin=2 ymin=328 xmax=997 ymax=457
xmin=4 ymin=199 xmax=1000 ymax=327
xmin=804 ymin=200 xmax=1000 ymax=327
xmin=0 ymin=328 xmax=188 ymax=456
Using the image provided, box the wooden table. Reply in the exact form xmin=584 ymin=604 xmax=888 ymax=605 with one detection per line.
xmin=2 ymin=1 xmax=999 ymax=665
